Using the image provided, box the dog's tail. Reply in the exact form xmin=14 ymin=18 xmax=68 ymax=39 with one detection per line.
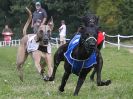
xmin=23 ymin=7 xmax=32 ymax=36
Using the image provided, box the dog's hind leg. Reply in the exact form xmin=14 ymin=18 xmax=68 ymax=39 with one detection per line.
xmin=90 ymin=68 xmax=96 ymax=81
xmin=96 ymin=51 xmax=111 ymax=86
xmin=16 ymin=44 xmax=28 ymax=82
xmin=74 ymin=69 xmax=90 ymax=96
xmin=32 ymin=51 xmax=42 ymax=75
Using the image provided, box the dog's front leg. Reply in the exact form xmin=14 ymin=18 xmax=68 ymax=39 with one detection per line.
xmin=32 ymin=51 xmax=43 ymax=76
xmin=46 ymin=53 xmax=53 ymax=78
xmin=59 ymin=71 xmax=70 ymax=92
xmin=96 ymin=52 xmax=111 ymax=86
xmin=43 ymin=53 xmax=53 ymax=81
xmin=74 ymin=69 xmax=89 ymax=96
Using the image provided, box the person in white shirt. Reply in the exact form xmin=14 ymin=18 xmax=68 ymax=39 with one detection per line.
xmin=59 ymin=20 xmax=66 ymax=46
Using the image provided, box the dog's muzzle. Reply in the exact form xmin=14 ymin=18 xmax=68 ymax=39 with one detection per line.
xmin=84 ymin=37 xmax=97 ymax=51
xmin=43 ymin=32 xmax=50 ymax=45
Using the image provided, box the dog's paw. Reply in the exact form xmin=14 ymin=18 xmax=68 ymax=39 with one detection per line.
xmin=48 ymin=77 xmax=54 ymax=81
xmin=19 ymin=76 xmax=24 ymax=82
xmin=105 ymin=80 xmax=111 ymax=86
xmin=97 ymin=80 xmax=111 ymax=86
xmin=58 ymin=86 xmax=64 ymax=92
xmin=73 ymin=93 xmax=78 ymax=96
xmin=43 ymin=76 xmax=50 ymax=81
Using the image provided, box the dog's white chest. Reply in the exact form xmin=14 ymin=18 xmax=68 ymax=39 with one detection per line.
xmin=27 ymin=35 xmax=39 ymax=53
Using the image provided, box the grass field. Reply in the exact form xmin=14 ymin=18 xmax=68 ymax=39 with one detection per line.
xmin=0 ymin=46 xmax=133 ymax=99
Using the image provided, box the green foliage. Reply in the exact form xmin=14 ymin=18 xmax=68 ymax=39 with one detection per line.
xmin=0 ymin=0 xmax=133 ymax=39
xmin=91 ymin=0 xmax=121 ymax=34
xmin=47 ymin=0 xmax=90 ymax=36
xmin=117 ymin=0 xmax=133 ymax=35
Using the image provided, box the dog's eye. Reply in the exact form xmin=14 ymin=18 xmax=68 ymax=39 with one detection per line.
xmin=39 ymin=30 xmax=43 ymax=33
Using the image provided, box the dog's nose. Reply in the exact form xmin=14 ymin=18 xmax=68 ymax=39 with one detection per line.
xmin=89 ymin=37 xmax=97 ymax=48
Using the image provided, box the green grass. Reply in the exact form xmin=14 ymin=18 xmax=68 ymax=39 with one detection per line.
xmin=0 ymin=46 xmax=133 ymax=99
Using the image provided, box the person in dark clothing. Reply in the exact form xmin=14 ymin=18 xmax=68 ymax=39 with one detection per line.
xmin=31 ymin=2 xmax=47 ymax=33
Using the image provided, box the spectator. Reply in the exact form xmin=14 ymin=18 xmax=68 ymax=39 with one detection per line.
xmin=2 ymin=25 xmax=13 ymax=33
xmin=31 ymin=1 xmax=47 ymax=33
xmin=2 ymin=25 xmax=13 ymax=45
xmin=59 ymin=20 xmax=66 ymax=46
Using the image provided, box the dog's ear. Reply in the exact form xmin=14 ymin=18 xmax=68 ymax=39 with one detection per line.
xmin=48 ymin=16 xmax=54 ymax=31
xmin=78 ymin=26 xmax=86 ymax=33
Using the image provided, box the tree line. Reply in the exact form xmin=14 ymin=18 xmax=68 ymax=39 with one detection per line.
xmin=0 ymin=0 xmax=133 ymax=39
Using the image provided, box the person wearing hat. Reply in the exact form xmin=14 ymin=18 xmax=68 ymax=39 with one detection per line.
xmin=31 ymin=2 xmax=47 ymax=33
